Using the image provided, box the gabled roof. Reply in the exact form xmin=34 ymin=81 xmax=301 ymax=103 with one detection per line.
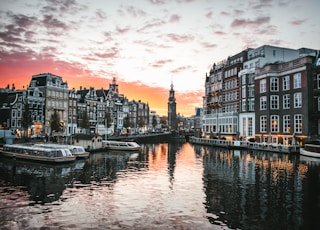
xmin=96 ymin=89 xmax=109 ymax=98
xmin=76 ymin=89 xmax=89 ymax=103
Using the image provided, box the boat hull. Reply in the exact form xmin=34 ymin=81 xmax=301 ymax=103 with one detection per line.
xmin=102 ymin=140 xmax=141 ymax=151
xmin=106 ymin=146 xmax=141 ymax=151
xmin=0 ymin=149 xmax=76 ymax=164
xmin=300 ymin=147 xmax=320 ymax=158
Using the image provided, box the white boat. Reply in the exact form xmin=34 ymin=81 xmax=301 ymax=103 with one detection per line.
xmin=34 ymin=143 xmax=90 ymax=158
xmin=102 ymin=140 xmax=141 ymax=151
xmin=300 ymin=143 xmax=320 ymax=158
xmin=0 ymin=144 xmax=76 ymax=164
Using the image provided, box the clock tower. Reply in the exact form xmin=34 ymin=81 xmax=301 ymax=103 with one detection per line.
xmin=168 ymin=82 xmax=177 ymax=130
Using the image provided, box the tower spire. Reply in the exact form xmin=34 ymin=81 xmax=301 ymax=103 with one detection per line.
xmin=168 ymin=81 xmax=177 ymax=131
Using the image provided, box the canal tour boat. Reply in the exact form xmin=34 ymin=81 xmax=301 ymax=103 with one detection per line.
xmin=102 ymin=140 xmax=141 ymax=151
xmin=300 ymin=143 xmax=320 ymax=158
xmin=34 ymin=143 xmax=90 ymax=159
xmin=0 ymin=144 xmax=76 ymax=164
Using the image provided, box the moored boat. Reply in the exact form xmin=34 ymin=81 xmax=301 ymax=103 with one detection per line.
xmin=102 ymin=140 xmax=141 ymax=151
xmin=300 ymin=143 xmax=320 ymax=158
xmin=0 ymin=144 xmax=76 ymax=164
xmin=34 ymin=143 xmax=90 ymax=158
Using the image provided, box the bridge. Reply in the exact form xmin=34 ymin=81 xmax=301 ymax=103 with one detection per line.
xmin=107 ymin=131 xmax=194 ymax=143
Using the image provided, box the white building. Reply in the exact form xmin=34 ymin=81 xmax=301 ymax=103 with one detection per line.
xmin=238 ymin=45 xmax=300 ymax=140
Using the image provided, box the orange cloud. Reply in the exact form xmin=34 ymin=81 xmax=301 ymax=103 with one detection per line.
xmin=0 ymin=51 xmax=200 ymax=117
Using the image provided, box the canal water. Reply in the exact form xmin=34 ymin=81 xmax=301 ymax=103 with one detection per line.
xmin=0 ymin=141 xmax=319 ymax=229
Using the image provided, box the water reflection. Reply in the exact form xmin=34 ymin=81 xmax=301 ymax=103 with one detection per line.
xmin=0 ymin=142 xmax=319 ymax=229
xmin=0 ymin=158 xmax=84 ymax=204
xmin=199 ymin=145 xmax=320 ymax=229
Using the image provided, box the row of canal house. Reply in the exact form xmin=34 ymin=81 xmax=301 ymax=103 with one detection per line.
xmin=203 ymin=45 xmax=320 ymax=145
xmin=0 ymin=73 xmax=152 ymax=139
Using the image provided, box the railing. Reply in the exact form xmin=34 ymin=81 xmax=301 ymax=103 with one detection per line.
xmin=189 ymin=137 xmax=300 ymax=154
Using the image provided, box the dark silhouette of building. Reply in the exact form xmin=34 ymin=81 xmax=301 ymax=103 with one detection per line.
xmin=168 ymin=82 xmax=177 ymax=130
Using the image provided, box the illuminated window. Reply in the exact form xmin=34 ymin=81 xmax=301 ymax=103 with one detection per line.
xmin=283 ymin=115 xmax=290 ymax=133
xmin=294 ymin=114 xmax=302 ymax=133
xmin=271 ymin=115 xmax=279 ymax=133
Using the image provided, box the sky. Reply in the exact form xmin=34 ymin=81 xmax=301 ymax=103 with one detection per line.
xmin=0 ymin=0 xmax=319 ymax=116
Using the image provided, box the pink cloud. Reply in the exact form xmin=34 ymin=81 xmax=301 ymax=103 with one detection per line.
xmin=201 ymin=42 xmax=217 ymax=49
xmin=116 ymin=26 xmax=131 ymax=34
xmin=151 ymin=59 xmax=173 ymax=68
xmin=170 ymin=65 xmax=192 ymax=74
xmin=138 ymin=19 xmax=166 ymax=32
xmin=169 ymin=14 xmax=180 ymax=23
xmin=206 ymin=12 xmax=213 ymax=19
xmin=148 ymin=0 xmax=166 ymax=5
xmin=124 ymin=5 xmax=146 ymax=17
xmin=290 ymin=19 xmax=307 ymax=26
xmin=167 ymin=33 xmax=194 ymax=43
xmin=214 ymin=31 xmax=226 ymax=36
xmin=231 ymin=16 xmax=270 ymax=28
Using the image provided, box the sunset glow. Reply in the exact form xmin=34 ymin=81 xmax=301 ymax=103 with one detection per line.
xmin=0 ymin=0 xmax=318 ymax=116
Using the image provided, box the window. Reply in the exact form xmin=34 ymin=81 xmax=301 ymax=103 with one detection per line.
xmin=242 ymin=117 xmax=247 ymax=136
xmin=260 ymin=116 xmax=267 ymax=133
xmin=260 ymin=79 xmax=266 ymax=93
xmin=242 ymin=75 xmax=246 ymax=85
xmin=318 ymin=97 xmax=320 ymax=111
xmin=248 ymin=86 xmax=254 ymax=97
xmin=270 ymin=77 xmax=278 ymax=91
xmin=283 ymin=76 xmax=290 ymax=91
xmin=242 ymin=86 xmax=246 ymax=98
xmin=294 ymin=93 xmax=302 ymax=108
xmin=260 ymin=96 xmax=267 ymax=110
xmin=270 ymin=95 xmax=279 ymax=109
xmin=317 ymin=74 xmax=320 ymax=89
xmin=283 ymin=94 xmax=290 ymax=109
xmin=248 ymin=99 xmax=254 ymax=111
xmin=294 ymin=114 xmax=302 ymax=133
xmin=271 ymin=115 xmax=279 ymax=132
xmin=12 ymin=110 xmax=16 ymax=118
xmin=248 ymin=117 xmax=253 ymax=136
xmin=248 ymin=75 xmax=254 ymax=84
xmin=293 ymin=73 xmax=301 ymax=89
xmin=283 ymin=115 xmax=290 ymax=133
xmin=242 ymin=100 xmax=246 ymax=112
